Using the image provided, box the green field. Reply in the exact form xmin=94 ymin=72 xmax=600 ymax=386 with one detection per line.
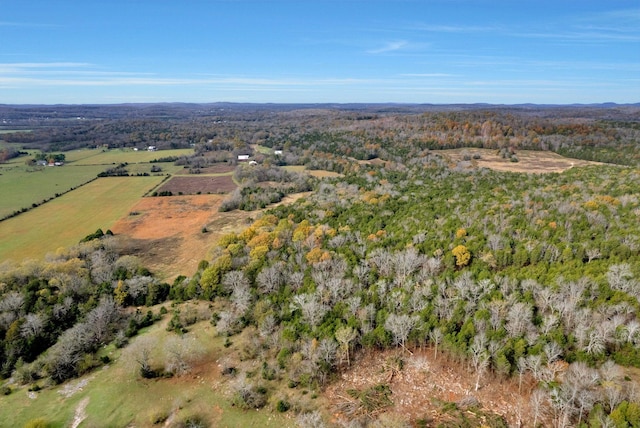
xmin=0 ymin=164 xmax=106 ymax=219
xmin=0 ymin=149 xmax=191 ymax=218
xmin=0 ymin=314 xmax=295 ymax=428
xmin=0 ymin=176 xmax=165 ymax=263
xmin=68 ymin=148 xmax=193 ymax=165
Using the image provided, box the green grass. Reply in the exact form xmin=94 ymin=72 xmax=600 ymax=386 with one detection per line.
xmin=0 ymin=129 xmax=31 ymax=134
xmin=0 ymin=176 xmax=165 ymax=263
xmin=69 ymin=148 xmax=193 ymax=165
xmin=0 ymin=164 xmax=106 ymax=219
xmin=0 ymin=149 xmax=192 ymax=218
xmin=253 ymin=144 xmax=275 ymax=155
xmin=0 ymin=312 xmax=296 ymax=428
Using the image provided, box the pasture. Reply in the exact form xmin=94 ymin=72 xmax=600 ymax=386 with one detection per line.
xmin=68 ymin=148 xmax=193 ymax=165
xmin=0 ymin=307 xmax=295 ymax=427
xmin=0 ymin=176 xmax=165 ymax=263
xmin=0 ymin=148 xmax=192 ymax=219
xmin=0 ymin=164 xmax=106 ymax=219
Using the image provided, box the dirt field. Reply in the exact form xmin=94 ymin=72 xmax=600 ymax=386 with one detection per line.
xmin=155 ymin=175 xmax=237 ymax=195
xmin=110 ymin=195 xmax=252 ymax=280
xmin=197 ymin=163 xmax=236 ymax=174
xmin=441 ymin=148 xmax=599 ymax=173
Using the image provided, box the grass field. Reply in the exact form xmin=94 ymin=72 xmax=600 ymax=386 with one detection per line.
xmin=0 ymin=305 xmax=296 ymax=428
xmin=0 ymin=149 xmax=191 ymax=219
xmin=0 ymin=164 xmax=106 ymax=219
xmin=68 ymin=148 xmax=193 ymax=165
xmin=0 ymin=176 xmax=165 ymax=263
xmin=282 ymin=165 xmax=343 ymax=178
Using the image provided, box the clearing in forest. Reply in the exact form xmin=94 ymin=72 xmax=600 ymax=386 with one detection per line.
xmin=441 ymin=148 xmax=600 ymax=173
xmin=110 ymin=195 xmax=251 ymax=280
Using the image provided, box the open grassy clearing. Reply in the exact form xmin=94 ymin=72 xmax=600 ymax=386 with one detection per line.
xmin=281 ymin=165 xmax=343 ymax=178
xmin=111 ymin=195 xmax=248 ymax=280
xmin=251 ymin=144 xmax=275 ymax=155
xmin=68 ymin=148 xmax=193 ymax=166
xmin=0 ymin=176 xmax=165 ymax=263
xmin=0 ymin=129 xmax=31 ymax=134
xmin=440 ymin=148 xmax=601 ymax=173
xmin=0 ymin=303 xmax=296 ymax=428
xmin=0 ymin=164 xmax=106 ymax=219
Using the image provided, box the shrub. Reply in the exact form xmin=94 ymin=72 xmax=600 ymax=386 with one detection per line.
xmin=276 ymin=400 xmax=291 ymax=412
xmin=24 ymin=418 xmax=51 ymax=428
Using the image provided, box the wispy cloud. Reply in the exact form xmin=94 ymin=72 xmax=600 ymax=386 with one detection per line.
xmin=0 ymin=62 xmax=92 ymax=72
xmin=367 ymin=40 xmax=409 ymax=54
xmin=400 ymin=73 xmax=455 ymax=78
xmin=411 ymin=24 xmax=499 ymax=34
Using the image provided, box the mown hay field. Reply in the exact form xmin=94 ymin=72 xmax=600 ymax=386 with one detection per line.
xmin=0 ymin=176 xmax=165 ymax=263
xmin=0 ymin=164 xmax=106 ymax=219
xmin=68 ymin=148 xmax=193 ymax=165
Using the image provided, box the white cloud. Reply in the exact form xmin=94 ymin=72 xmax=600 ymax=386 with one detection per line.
xmin=367 ymin=40 xmax=408 ymax=54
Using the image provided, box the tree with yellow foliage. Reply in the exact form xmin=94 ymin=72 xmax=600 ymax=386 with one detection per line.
xmin=452 ymin=245 xmax=471 ymax=267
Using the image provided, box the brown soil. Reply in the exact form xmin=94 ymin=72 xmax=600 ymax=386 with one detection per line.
xmin=110 ymin=195 xmax=253 ymax=280
xmin=442 ymin=148 xmax=600 ymax=173
xmin=110 ymin=191 xmax=310 ymax=281
xmin=325 ymin=348 xmax=540 ymax=427
xmin=156 ymin=175 xmax=237 ymax=195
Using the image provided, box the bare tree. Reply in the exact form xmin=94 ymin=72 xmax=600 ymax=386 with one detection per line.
xmin=0 ymin=291 xmax=24 ymax=313
xmin=256 ymin=263 xmax=284 ymax=294
xmin=291 ymin=293 xmax=328 ymax=328
xmin=287 ymin=270 xmax=305 ymax=291
xmin=85 ymin=296 xmax=121 ymax=346
xmin=129 ymin=336 xmax=155 ymax=378
xmin=469 ymin=341 xmax=490 ymax=391
xmin=505 ymin=302 xmax=533 ymax=338
xmin=222 ymin=270 xmax=249 ymax=294
xmin=384 ymin=313 xmax=419 ymax=352
xmin=393 ymin=247 xmax=425 ymax=287
xmin=164 ymin=336 xmax=202 ymax=377
xmin=530 ymin=388 xmax=549 ymax=428
xmin=20 ymin=313 xmax=47 ymax=339
xmin=543 ymin=341 xmax=563 ymax=364
xmin=429 ymin=328 xmax=443 ymax=359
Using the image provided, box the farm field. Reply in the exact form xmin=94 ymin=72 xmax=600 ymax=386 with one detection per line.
xmin=0 ymin=149 xmax=192 ymax=219
xmin=0 ymin=164 xmax=106 ymax=219
xmin=0 ymin=306 xmax=296 ymax=428
xmin=67 ymin=148 xmax=193 ymax=165
xmin=111 ymin=194 xmax=251 ymax=279
xmin=0 ymin=176 xmax=165 ymax=263
xmin=155 ymin=175 xmax=237 ymax=195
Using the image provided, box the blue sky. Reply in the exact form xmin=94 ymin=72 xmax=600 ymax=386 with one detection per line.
xmin=1 ymin=0 xmax=638 ymax=104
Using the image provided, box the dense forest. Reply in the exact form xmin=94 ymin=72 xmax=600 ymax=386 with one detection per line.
xmin=2 ymin=103 xmax=640 ymax=427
